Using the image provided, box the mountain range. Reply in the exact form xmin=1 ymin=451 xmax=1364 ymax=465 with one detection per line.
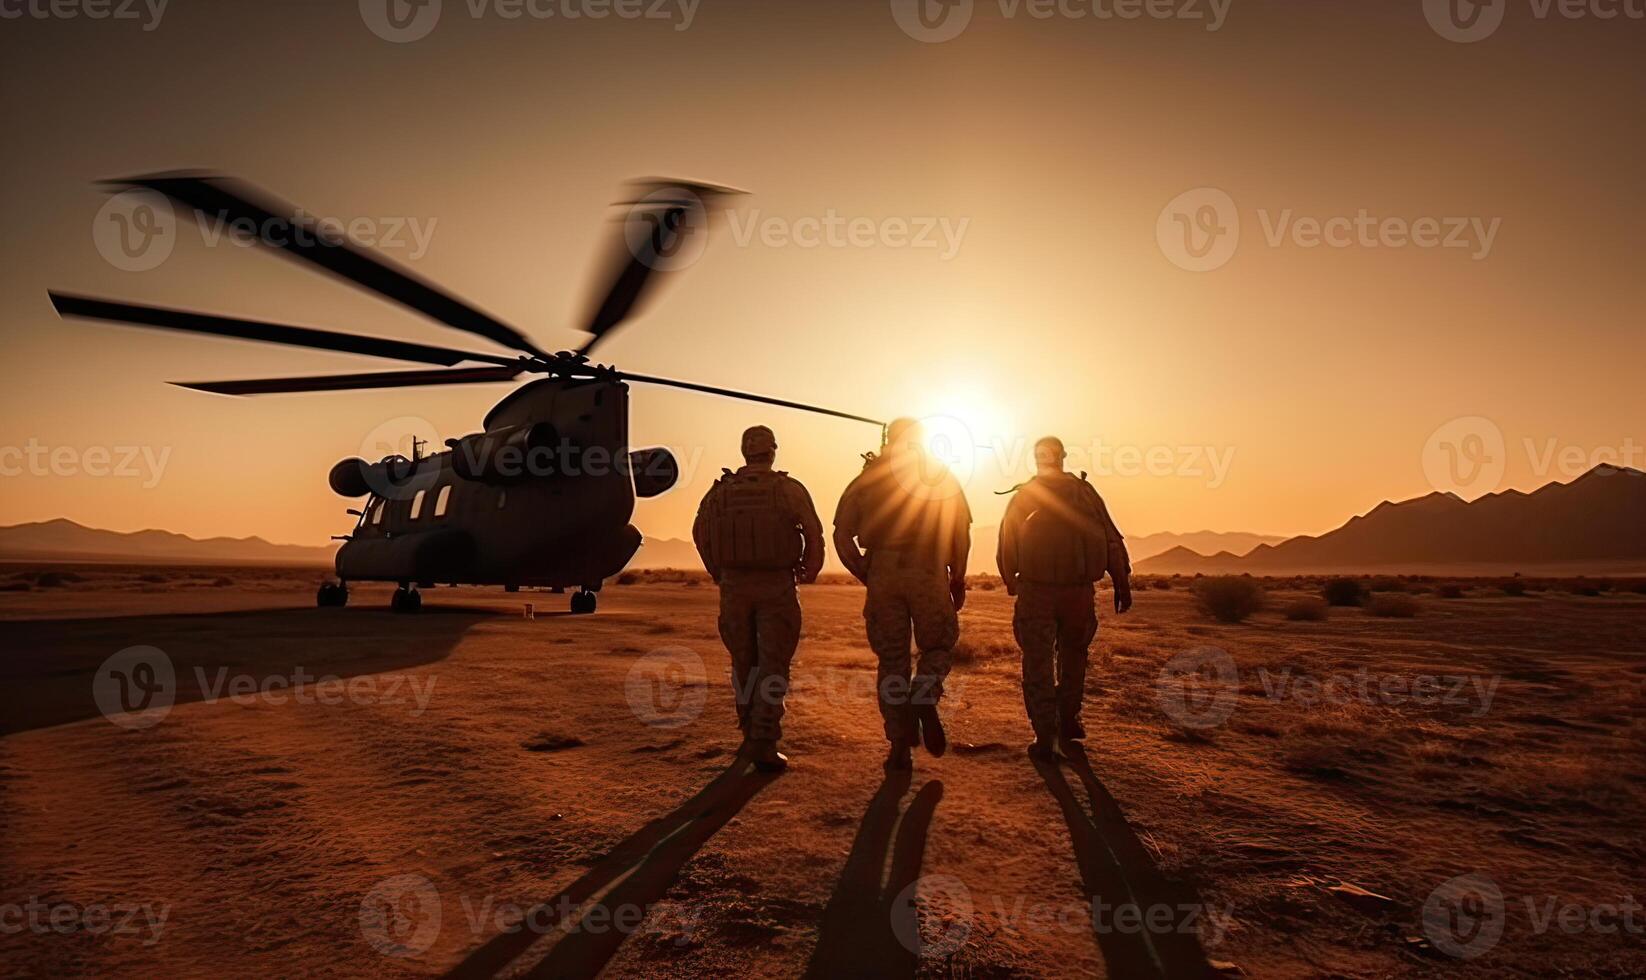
xmin=1138 ymin=465 xmax=1646 ymax=575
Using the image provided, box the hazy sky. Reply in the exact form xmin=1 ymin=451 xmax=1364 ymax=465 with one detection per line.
xmin=2 ymin=0 xmax=1643 ymax=547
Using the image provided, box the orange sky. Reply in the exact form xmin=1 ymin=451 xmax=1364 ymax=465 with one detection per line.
xmin=2 ymin=0 xmax=1643 ymax=547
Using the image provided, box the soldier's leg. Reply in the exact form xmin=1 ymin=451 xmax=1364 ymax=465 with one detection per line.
xmin=717 ymin=591 xmax=758 ymax=736
xmin=1054 ymin=585 xmax=1099 ymax=734
xmin=1013 ymin=587 xmax=1060 ymax=741
xmin=907 ymin=568 xmax=960 ymax=709
xmin=864 ymin=572 xmax=915 ymax=743
xmin=746 ymin=589 xmax=802 ymax=741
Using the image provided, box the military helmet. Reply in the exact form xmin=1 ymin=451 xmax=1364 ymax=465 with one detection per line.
xmin=741 ymin=425 xmax=778 ymax=461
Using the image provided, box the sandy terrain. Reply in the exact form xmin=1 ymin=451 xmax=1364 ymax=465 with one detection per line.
xmin=1 ymin=566 xmax=1643 ymax=978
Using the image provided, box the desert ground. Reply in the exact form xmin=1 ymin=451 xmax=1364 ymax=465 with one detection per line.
xmin=1 ymin=564 xmax=1643 ymax=978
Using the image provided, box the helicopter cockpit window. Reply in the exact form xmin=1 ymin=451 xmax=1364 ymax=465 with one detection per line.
xmin=410 ymin=490 xmax=426 ymax=520
xmin=434 ymin=485 xmax=452 ymax=518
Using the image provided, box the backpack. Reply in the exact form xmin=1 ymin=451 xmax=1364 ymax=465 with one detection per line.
xmin=1015 ymin=475 xmax=1109 ymax=585
xmin=707 ymin=469 xmax=804 ymax=571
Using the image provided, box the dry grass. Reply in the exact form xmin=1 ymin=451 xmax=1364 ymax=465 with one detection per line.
xmin=1366 ymin=593 xmax=1421 ymax=617
xmin=1283 ymin=596 xmax=1328 ymax=621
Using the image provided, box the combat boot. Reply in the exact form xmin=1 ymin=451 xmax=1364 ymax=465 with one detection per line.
xmin=917 ymin=702 xmax=947 ymax=757
xmin=750 ymin=739 xmax=789 ymax=774
xmin=885 ymin=742 xmax=913 ymax=771
xmin=1059 ymin=716 xmax=1086 ymax=744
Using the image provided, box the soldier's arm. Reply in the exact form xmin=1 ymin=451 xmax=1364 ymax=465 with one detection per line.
xmin=1087 ymin=486 xmax=1133 ymax=612
xmin=692 ymin=490 xmax=721 ymax=582
xmin=997 ymin=493 xmax=1025 ymax=595
xmin=832 ymin=483 xmax=869 ymax=583
xmin=784 ymin=479 xmax=827 ymax=584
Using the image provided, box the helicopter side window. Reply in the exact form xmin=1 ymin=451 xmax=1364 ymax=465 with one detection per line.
xmin=434 ymin=485 xmax=452 ymax=518
xmin=410 ymin=489 xmax=426 ymax=520
xmin=371 ymin=500 xmax=385 ymax=525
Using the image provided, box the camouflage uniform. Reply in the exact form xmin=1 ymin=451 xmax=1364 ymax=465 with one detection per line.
xmin=835 ymin=451 xmax=972 ymax=744
xmin=693 ymin=460 xmax=824 ymax=741
xmin=997 ymin=472 xmax=1129 ymax=741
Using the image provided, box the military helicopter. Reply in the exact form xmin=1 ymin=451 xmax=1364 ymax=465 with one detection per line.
xmin=51 ymin=173 xmax=883 ymax=613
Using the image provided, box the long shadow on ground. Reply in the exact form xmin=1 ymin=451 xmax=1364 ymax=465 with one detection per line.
xmin=445 ymin=755 xmax=779 ymax=980
xmin=804 ymin=774 xmax=944 ymax=979
xmin=1039 ymin=746 xmax=1216 ymax=979
xmin=0 ymin=606 xmax=486 ymax=736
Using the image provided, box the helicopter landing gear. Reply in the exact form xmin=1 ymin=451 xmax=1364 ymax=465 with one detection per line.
xmin=316 ymin=581 xmax=349 ymax=608
xmin=391 ymin=585 xmax=423 ymax=614
xmin=570 ymin=590 xmax=597 ymax=615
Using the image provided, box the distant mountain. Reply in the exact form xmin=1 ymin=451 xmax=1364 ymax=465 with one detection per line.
xmin=1128 ymin=530 xmax=1287 ymax=561
xmin=1138 ymin=465 xmax=1646 ymax=575
xmin=0 ymin=518 xmax=337 ymax=565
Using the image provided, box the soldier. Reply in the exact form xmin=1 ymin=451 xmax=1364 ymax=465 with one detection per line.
xmin=693 ymin=425 xmax=825 ymax=773
xmin=834 ymin=418 xmax=972 ymax=771
xmin=998 ymin=436 xmax=1132 ymax=761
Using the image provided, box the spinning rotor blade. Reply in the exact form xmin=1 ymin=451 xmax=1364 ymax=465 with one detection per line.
xmin=50 ymin=292 xmax=518 ymax=367
xmin=579 ymin=178 xmax=746 ymax=358
xmin=619 ymin=371 xmax=882 ymax=427
xmin=173 ymin=364 xmax=524 ymax=396
xmin=112 ymin=172 xmax=551 ymax=359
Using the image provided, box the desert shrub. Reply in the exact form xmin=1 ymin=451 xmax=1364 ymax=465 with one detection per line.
xmin=951 ymin=637 xmax=1017 ymax=666
xmin=1367 ymin=576 xmax=1406 ymax=593
xmin=210 ymin=576 xmax=233 ymax=587
xmin=1501 ymin=579 xmax=1527 ymax=597
xmin=1368 ymin=594 xmax=1420 ymax=617
xmin=0 ymin=581 xmax=31 ymax=592
xmin=1284 ymin=597 xmax=1328 ymax=621
xmin=138 ymin=572 xmax=168 ymax=584
xmin=615 ymin=571 xmax=641 ymax=585
xmin=1192 ymin=576 xmax=1265 ymax=623
xmin=1322 ymin=578 xmax=1364 ymax=607
xmin=1152 ymin=579 xmax=1172 ymax=590
xmin=1438 ymin=584 xmax=1465 ymax=599
xmin=1571 ymin=584 xmax=1602 ymax=597
xmin=1633 ymin=582 xmax=1646 ymax=595
xmin=35 ymin=571 xmax=85 ymax=588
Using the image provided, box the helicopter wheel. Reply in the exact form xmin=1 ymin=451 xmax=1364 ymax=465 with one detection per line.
xmin=316 ymin=581 xmax=349 ymax=608
xmin=570 ymin=590 xmax=597 ymax=615
xmin=391 ymin=586 xmax=422 ymax=614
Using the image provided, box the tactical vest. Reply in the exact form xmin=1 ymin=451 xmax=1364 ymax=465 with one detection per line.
xmin=706 ymin=469 xmax=803 ymax=571
xmin=852 ymin=456 xmax=962 ymax=562
xmin=1015 ymin=476 xmax=1109 ymax=585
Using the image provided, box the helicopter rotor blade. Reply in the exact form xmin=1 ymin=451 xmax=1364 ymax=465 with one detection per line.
xmin=110 ymin=172 xmax=552 ymax=359
xmin=50 ymin=292 xmax=519 ymax=367
xmin=618 ymin=371 xmax=882 ymax=427
xmin=172 ymin=364 xmax=525 ymax=396
xmin=578 ymin=178 xmax=746 ymax=358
